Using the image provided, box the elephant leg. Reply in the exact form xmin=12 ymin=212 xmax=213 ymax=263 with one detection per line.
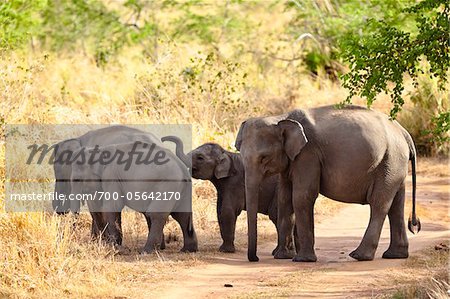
xmin=217 ymin=208 xmax=238 ymax=253
xmin=114 ymin=212 xmax=123 ymax=246
xmin=144 ymin=214 xmax=165 ymax=250
xmin=350 ymin=184 xmax=394 ymax=261
xmin=268 ymin=207 xmax=279 ymax=255
xmin=171 ymin=212 xmax=198 ymax=253
xmin=143 ymin=212 xmax=167 ymax=253
xmin=292 ymin=156 xmax=319 ymax=262
xmin=269 ymin=205 xmax=294 ymax=256
xmin=70 ymin=197 xmax=81 ymax=214
xmin=274 ymin=173 xmax=295 ymax=259
xmin=103 ymin=212 xmax=123 ymax=246
xmin=90 ymin=212 xmax=107 ymax=240
xmin=292 ymin=194 xmax=317 ymax=262
xmin=383 ymin=184 xmax=409 ymax=259
xmin=88 ymin=196 xmax=107 ymax=240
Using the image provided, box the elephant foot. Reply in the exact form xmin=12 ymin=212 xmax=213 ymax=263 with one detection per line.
xmin=180 ymin=245 xmax=198 ymax=253
xmin=349 ymin=248 xmax=375 ymax=261
xmin=248 ymin=254 xmax=259 ymax=262
xmin=382 ymin=247 xmax=409 ymax=259
xmin=274 ymin=248 xmax=295 ymax=259
xmin=292 ymin=253 xmax=317 ymax=262
xmin=271 ymin=245 xmax=279 ymax=256
xmin=115 ymin=245 xmax=131 ymax=255
xmin=142 ymin=243 xmax=163 ymax=254
xmin=105 ymin=236 xmax=122 ymax=247
xmin=160 ymin=241 xmax=166 ymax=250
xmin=219 ymin=243 xmax=236 ymax=253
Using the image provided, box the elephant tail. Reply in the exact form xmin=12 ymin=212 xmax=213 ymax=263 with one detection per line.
xmin=405 ymin=131 xmax=421 ymax=234
xmin=161 ymin=136 xmax=191 ymax=168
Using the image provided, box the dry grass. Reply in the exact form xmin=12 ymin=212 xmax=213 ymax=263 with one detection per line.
xmin=384 ymin=244 xmax=450 ymax=299
xmin=416 ymin=157 xmax=450 ymax=178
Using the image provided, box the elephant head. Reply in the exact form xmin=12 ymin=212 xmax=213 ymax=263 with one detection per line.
xmin=189 ymin=143 xmax=235 ymax=180
xmin=53 ymin=138 xmax=83 ymax=214
xmin=235 ymin=116 xmax=308 ymax=261
xmin=161 ymin=136 xmax=234 ymax=180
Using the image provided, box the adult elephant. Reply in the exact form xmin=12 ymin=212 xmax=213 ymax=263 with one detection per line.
xmin=161 ymin=137 xmax=295 ymax=256
xmin=235 ymin=105 xmax=420 ymax=262
xmin=53 ymin=125 xmax=161 ymax=239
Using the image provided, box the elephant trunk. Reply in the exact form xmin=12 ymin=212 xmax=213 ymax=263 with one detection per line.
xmin=161 ymin=136 xmax=192 ymax=168
xmin=245 ymin=170 xmax=263 ymax=262
xmin=53 ymin=164 xmax=72 ymax=214
xmin=53 ymin=181 xmax=70 ymax=214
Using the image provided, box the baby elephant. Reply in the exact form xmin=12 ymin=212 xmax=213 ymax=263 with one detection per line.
xmin=163 ymin=137 xmax=294 ymax=257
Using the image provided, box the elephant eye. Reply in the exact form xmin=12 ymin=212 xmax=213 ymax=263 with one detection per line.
xmin=197 ymin=156 xmax=204 ymax=161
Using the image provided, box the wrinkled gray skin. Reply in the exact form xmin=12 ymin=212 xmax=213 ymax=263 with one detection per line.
xmin=70 ymin=141 xmax=198 ymax=253
xmin=53 ymin=126 xmax=158 ymax=240
xmin=192 ymin=144 xmax=298 ymax=255
xmin=163 ymin=138 xmax=295 ymax=255
xmin=236 ymin=105 xmax=420 ymax=262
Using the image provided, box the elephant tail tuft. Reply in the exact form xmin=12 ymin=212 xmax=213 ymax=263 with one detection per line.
xmin=408 ymin=215 xmax=421 ymax=234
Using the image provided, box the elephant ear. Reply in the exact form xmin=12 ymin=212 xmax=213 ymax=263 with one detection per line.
xmin=214 ymin=153 xmax=233 ymax=179
xmin=235 ymin=121 xmax=246 ymax=151
xmin=277 ymin=119 xmax=308 ymax=161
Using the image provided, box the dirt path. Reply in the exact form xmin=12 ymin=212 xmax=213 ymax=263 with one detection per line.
xmin=154 ymin=176 xmax=449 ymax=298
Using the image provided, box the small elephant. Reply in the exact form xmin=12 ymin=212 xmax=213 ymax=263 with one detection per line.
xmin=70 ymin=141 xmax=198 ymax=253
xmin=162 ymin=137 xmax=294 ymax=256
xmin=236 ymin=105 xmax=420 ymax=262
xmin=53 ymin=125 xmax=159 ymax=240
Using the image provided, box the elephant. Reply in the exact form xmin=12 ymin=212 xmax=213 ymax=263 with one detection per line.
xmin=161 ymin=137 xmax=295 ymax=255
xmin=69 ymin=140 xmax=198 ymax=253
xmin=235 ymin=105 xmax=420 ymax=262
xmin=53 ymin=125 xmax=159 ymax=240
xmin=190 ymin=143 xmax=281 ymax=254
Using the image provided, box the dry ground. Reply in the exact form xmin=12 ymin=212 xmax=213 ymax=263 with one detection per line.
xmin=150 ymin=168 xmax=449 ymax=299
